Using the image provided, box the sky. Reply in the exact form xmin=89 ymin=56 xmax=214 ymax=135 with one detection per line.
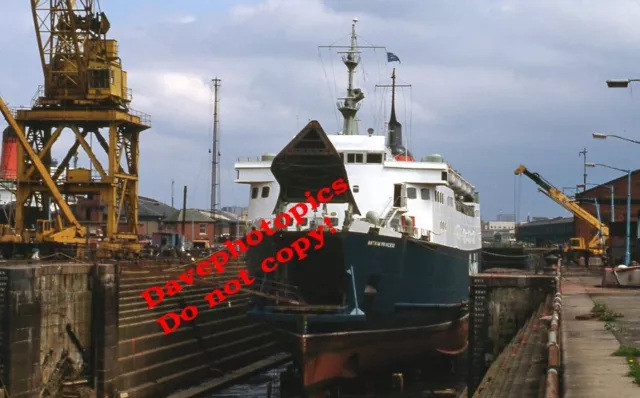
xmin=2 ymin=0 xmax=640 ymax=221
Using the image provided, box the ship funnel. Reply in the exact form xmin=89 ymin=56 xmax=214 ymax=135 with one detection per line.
xmin=0 ymin=127 xmax=18 ymax=180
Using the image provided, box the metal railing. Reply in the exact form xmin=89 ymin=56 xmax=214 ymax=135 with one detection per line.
xmin=236 ymin=156 xmax=271 ymax=163
xmin=128 ymin=108 xmax=152 ymax=126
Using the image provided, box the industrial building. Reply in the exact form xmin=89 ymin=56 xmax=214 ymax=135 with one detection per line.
xmin=575 ymin=170 xmax=640 ymax=263
xmin=515 ymin=217 xmax=574 ymax=246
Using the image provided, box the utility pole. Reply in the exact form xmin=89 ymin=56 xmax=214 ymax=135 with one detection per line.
xmin=579 ymin=148 xmax=588 ymax=191
xmin=181 ymin=186 xmax=187 ymax=248
xmin=171 ymin=179 xmax=175 ymax=208
xmin=211 ymin=78 xmax=221 ymax=240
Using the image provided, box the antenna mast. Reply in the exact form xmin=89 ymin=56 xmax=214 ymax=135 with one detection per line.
xmin=337 ymin=18 xmax=364 ymax=135
xmin=319 ymin=19 xmax=385 ymax=136
xmin=211 ymin=78 xmax=221 ymax=233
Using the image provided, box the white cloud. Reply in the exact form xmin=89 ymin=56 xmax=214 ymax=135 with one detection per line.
xmin=4 ymin=0 xmax=640 ymax=219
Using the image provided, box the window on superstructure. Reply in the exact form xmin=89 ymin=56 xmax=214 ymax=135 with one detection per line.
xmin=421 ymin=188 xmax=429 ymax=200
xmin=261 ymin=186 xmax=270 ymax=198
xmin=407 ymin=188 xmax=417 ymax=199
xmin=347 ymin=153 xmax=364 ymax=163
xmin=251 ymin=187 xmax=259 ymax=199
xmin=366 ymin=153 xmax=383 ymax=163
xmin=441 ymin=171 xmax=448 ymax=181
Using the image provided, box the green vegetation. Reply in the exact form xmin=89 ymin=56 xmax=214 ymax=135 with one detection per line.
xmin=612 ymin=345 xmax=640 ymax=385
xmin=591 ymin=302 xmax=623 ymax=322
xmin=613 ymin=345 xmax=640 ymax=357
xmin=627 ymin=358 xmax=640 ymax=385
xmin=592 ymin=302 xmax=608 ymax=314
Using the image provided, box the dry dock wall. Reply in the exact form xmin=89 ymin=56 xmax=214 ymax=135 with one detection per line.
xmin=468 ymin=273 xmax=558 ymax=397
xmin=0 ymin=260 xmax=279 ymax=398
xmin=0 ymin=263 xmax=115 ymax=398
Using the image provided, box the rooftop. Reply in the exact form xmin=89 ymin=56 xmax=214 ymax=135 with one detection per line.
xmin=519 ymin=216 xmax=573 ymax=226
xmin=576 ymin=169 xmax=640 ymax=197
xmin=164 ymin=208 xmax=239 ymax=223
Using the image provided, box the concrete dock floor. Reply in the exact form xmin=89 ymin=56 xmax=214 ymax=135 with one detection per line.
xmin=562 ymin=273 xmax=640 ymax=398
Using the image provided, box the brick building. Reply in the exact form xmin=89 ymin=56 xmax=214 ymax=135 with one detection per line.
xmin=163 ymin=209 xmax=237 ymax=244
xmin=73 ymin=195 xmax=176 ymax=237
xmin=575 ymin=169 xmax=640 ymax=264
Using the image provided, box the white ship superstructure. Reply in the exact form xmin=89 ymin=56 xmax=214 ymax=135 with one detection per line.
xmin=234 ymin=18 xmax=481 ymax=252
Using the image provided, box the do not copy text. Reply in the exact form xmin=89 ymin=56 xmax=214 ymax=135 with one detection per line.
xmin=140 ymin=178 xmax=349 ymax=334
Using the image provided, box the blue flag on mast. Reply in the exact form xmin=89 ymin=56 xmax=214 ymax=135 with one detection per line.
xmin=387 ymin=52 xmax=401 ymax=63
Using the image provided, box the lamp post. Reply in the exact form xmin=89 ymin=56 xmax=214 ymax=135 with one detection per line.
xmin=585 ymin=162 xmax=631 ymax=265
xmin=593 ymin=133 xmax=640 ymax=145
xmin=606 ymin=79 xmax=640 ymax=88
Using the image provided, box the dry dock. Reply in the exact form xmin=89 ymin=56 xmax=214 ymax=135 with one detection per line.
xmin=3 ymin=252 xmax=639 ymax=398
xmin=0 ymin=259 xmax=282 ymax=398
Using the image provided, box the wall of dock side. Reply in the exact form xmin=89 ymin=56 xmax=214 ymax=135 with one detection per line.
xmin=0 ymin=260 xmax=279 ymax=398
xmin=0 ymin=263 xmax=109 ymax=398
xmin=467 ymin=271 xmax=559 ymax=397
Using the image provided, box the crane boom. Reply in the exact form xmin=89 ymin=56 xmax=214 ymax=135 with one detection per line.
xmin=514 ymin=164 xmax=610 ymax=242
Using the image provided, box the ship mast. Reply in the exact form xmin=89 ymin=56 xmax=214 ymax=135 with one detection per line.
xmin=375 ymin=69 xmax=412 ymax=157
xmin=337 ymin=18 xmax=365 ymax=135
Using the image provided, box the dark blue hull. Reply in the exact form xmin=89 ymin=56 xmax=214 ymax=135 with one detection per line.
xmin=245 ymin=229 xmax=477 ymax=389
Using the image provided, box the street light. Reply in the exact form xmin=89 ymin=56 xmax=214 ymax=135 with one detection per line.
xmin=606 ymin=78 xmax=640 ymax=88
xmin=585 ymin=162 xmax=631 ymax=264
xmin=592 ymin=133 xmax=640 ymax=145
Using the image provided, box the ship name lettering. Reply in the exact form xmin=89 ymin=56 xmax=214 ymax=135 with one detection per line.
xmin=367 ymin=240 xmax=396 ymax=248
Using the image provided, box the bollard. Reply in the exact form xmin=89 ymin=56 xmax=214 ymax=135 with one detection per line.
xmin=545 ymin=368 xmax=559 ymax=398
xmin=548 ymin=341 xmax=560 ymax=367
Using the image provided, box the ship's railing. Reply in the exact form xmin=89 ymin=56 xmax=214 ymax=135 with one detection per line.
xmin=236 ymin=156 xmax=271 ymax=163
xmin=250 ymin=276 xmax=307 ymax=305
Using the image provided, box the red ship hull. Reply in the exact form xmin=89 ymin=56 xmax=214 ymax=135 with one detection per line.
xmin=274 ymin=314 xmax=469 ymax=393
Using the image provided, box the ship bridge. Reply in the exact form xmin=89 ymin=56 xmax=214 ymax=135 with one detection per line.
xmin=270 ymin=120 xmax=361 ymax=215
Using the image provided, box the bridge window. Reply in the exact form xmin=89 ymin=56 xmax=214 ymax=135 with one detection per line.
xmin=261 ymin=186 xmax=270 ymax=198
xmin=347 ymin=153 xmax=364 ymax=163
xmin=251 ymin=187 xmax=259 ymax=199
xmin=421 ymin=188 xmax=430 ymax=200
xmin=407 ymin=188 xmax=417 ymax=199
xmin=366 ymin=153 xmax=383 ymax=163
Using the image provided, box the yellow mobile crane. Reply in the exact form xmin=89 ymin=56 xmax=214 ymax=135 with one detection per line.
xmin=0 ymin=0 xmax=150 ymax=258
xmin=514 ymin=165 xmax=609 ymax=262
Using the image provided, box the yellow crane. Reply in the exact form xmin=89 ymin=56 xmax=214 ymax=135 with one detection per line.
xmin=0 ymin=0 xmax=150 ymax=258
xmin=514 ymin=165 xmax=609 ymax=262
